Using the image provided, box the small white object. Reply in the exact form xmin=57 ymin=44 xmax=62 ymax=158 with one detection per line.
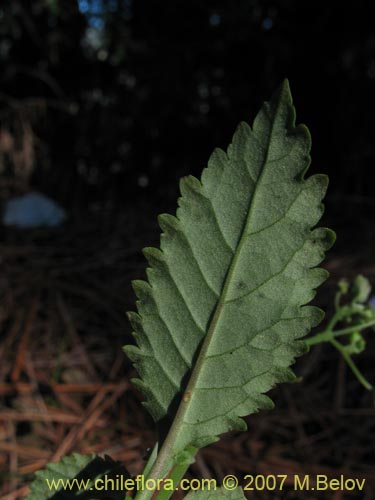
xmin=3 ymin=192 xmax=66 ymax=228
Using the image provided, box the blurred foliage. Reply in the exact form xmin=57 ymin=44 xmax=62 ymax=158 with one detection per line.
xmin=0 ymin=0 xmax=375 ymax=212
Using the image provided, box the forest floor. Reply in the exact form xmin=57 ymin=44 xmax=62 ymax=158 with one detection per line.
xmin=1 ymin=199 xmax=375 ymax=500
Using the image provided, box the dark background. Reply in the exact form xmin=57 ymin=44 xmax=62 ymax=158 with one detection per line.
xmin=1 ymin=1 xmax=375 ymax=499
xmin=1 ymin=0 xmax=375 ymax=218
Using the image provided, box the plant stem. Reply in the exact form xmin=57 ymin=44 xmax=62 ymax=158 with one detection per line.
xmin=306 ymin=319 xmax=375 ymax=346
xmin=149 ymin=458 xmax=194 ymax=500
xmin=305 ymin=314 xmax=374 ymax=391
xmin=328 ymin=320 xmax=375 ymax=337
xmin=134 ymin=443 xmax=197 ymax=500
xmin=330 ymin=338 xmax=373 ymax=390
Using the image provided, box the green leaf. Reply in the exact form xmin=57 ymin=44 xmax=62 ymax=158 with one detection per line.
xmin=25 ymin=453 xmax=130 ymax=500
xmin=125 ymin=80 xmax=335 ymax=458
xmin=184 ymin=487 xmax=246 ymax=500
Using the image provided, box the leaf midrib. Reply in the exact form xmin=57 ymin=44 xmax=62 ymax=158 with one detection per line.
xmin=164 ymin=93 xmax=282 ymax=450
xmin=181 ymin=103 xmax=278 ymax=407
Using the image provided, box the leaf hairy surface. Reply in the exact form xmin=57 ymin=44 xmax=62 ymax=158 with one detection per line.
xmin=124 ymin=81 xmax=335 ymax=457
xmin=25 ymin=453 xmax=129 ymax=500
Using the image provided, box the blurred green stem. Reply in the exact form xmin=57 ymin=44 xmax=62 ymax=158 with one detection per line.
xmin=306 ymin=319 xmax=375 ymax=346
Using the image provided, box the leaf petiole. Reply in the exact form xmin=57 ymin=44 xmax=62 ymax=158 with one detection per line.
xmin=134 ymin=446 xmax=197 ymax=500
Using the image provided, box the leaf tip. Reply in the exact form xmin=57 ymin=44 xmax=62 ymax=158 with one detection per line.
xmin=281 ymin=77 xmax=291 ymax=95
xmin=274 ymin=78 xmax=292 ymax=106
xmin=320 ymin=227 xmax=337 ymax=250
xmin=158 ymin=213 xmax=179 ymax=234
